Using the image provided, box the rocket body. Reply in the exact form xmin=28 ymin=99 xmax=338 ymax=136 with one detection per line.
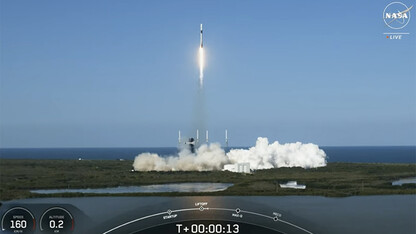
xmin=199 ymin=24 xmax=204 ymax=88
xmin=200 ymin=24 xmax=203 ymax=48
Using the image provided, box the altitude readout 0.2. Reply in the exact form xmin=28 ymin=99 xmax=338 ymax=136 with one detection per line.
xmin=176 ymin=223 xmax=239 ymax=233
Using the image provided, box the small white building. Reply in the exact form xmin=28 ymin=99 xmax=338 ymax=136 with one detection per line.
xmin=279 ymin=181 xmax=306 ymax=189
xmin=223 ymin=163 xmax=250 ymax=173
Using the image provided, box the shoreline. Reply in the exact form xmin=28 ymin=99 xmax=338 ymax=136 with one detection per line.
xmin=0 ymin=159 xmax=415 ymax=201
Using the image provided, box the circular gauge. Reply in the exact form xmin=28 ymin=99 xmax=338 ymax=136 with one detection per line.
xmin=40 ymin=207 xmax=74 ymax=233
xmin=1 ymin=207 xmax=36 ymax=234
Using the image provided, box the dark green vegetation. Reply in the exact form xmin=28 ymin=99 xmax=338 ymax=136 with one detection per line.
xmin=0 ymin=159 xmax=415 ymax=201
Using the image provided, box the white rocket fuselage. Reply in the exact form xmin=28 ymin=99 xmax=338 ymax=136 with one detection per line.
xmin=200 ymin=24 xmax=203 ymax=48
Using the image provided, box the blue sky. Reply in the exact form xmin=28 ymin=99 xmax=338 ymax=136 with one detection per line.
xmin=1 ymin=0 xmax=415 ymax=147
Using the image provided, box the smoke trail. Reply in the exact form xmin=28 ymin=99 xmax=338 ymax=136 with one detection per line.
xmin=132 ymin=137 xmax=327 ymax=171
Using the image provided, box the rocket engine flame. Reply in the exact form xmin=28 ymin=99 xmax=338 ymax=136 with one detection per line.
xmin=199 ymin=47 xmax=204 ymax=88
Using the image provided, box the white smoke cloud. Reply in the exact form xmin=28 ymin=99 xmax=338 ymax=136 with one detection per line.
xmin=133 ymin=143 xmax=229 ymax=171
xmin=132 ymin=137 xmax=327 ymax=171
xmin=227 ymin=137 xmax=327 ymax=169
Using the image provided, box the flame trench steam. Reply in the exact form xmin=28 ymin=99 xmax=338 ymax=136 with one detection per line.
xmin=133 ymin=137 xmax=327 ymax=171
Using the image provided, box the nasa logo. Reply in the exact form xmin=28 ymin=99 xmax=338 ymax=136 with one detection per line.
xmin=383 ymin=2 xmax=413 ymax=29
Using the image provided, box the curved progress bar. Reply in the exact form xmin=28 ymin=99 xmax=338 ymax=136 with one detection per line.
xmin=208 ymin=207 xmax=312 ymax=234
xmin=102 ymin=208 xmax=200 ymax=234
xmin=103 ymin=207 xmax=313 ymax=234
xmin=208 ymin=208 xmax=274 ymax=220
